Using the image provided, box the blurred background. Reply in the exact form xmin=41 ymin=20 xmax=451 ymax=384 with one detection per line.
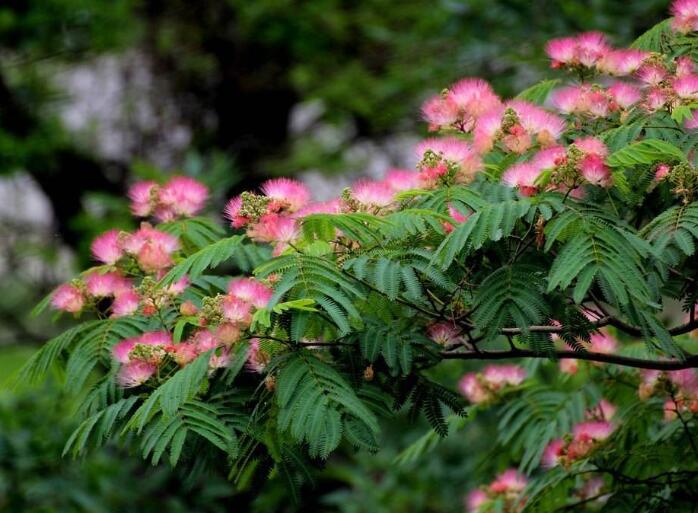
xmin=0 ymin=1 xmax=669 ymax=511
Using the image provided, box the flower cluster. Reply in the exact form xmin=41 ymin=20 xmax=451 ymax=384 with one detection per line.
xmin=542 ymin=401 xmax=616 ymax=467
xmin=638 ymin=368 xmax=698 ymax=420
xmin=558 ymin=329 xmax=618 ymax=374
xmin=545 ymin=32 xmax=647 ymax=75
xmin=458 ymin=365 xmax=527 ymax=404
xmin=671 ymin=0 xmax=698 ymax=33
xmin=129 ymin=176 xmax=209 ymax=221
xmin=465 ymin=469 xmax=527 ymax=513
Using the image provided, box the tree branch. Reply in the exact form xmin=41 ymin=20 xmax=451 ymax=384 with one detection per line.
xmin=440 ymin=349 xmax=698 ymax=370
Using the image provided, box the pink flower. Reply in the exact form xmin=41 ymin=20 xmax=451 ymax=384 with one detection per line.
xmin=552 ymin=85 xmax=591 ymax=115
xmin=221 ymin=295 xmax=253 ymax=325
xmin=448 ymin=78 xmax=502 ymax=118
xmin=655 ymin=163 xmax=672 ymax=180
xmin=91 ymin=230 xmax=123 ymax=265
xmin=416 ymin=137 xmax=482 ymax=183
xmin=636 ymin=63 xmax=668 ymax=86
xmin=169 ymin=342 xmax=199 ymax=366
xmin=191 ymin=329 xmax=220 ymax=353
xmin=579 ymin=154 xmax=612 ymax=187
xmin=482 ymin=364 xmax=527 ymax=389
xmin=671 ymin=0 xmax=698 ymax=33
xmin=224 ymin=196 xmax=249 ymax=228
xmin=84 ymin=271 xmax=131 ymax=298
xmin=447 ymin=204 xmax=469 ymax=223
xmin=687 ymin=111 xmax=698 ymax=129
xmin=228 ymin=278 xmax=273 ymax=309
xmin=465 ymin=489 xmax=488 ymax=513
xmin=383 ymin=168 xmax=421 ymax=192
xmin=597 ymin=49 xmax=649 ymax=75
xmin=138 ymin=330 xmax=173 ymax=347
xmin=607 ymin=82 xmax=642 ymax=109
xmin=51 ymin=284 xmax=84 ymax=313
xmin=573 ymin=421 xmax=614 ymax=441
xmin=589 ymin=331 xmax=617 ymax=353
xmin=112 ymin=338 xmax=138 ymax=364
xmin=122 ymin=225 xmax=179 ymax=273
xmin=351 ymin=180 xmax=396 ymax=208
xmin=545 ymin=37 xmax=578 ymax=67
xmin=576 ymin=32 xmax=610 ymax=67
xmin=542 ymin=438 xmax=565 ymax=467
xmin=587 ymin=399 xmax=617 ymax=421
xmin=156 ymin=176 xmax=209 ymax=221
xmin=676 ymin=56 xmax=696 ymax=77
xmin=459 ymin=373 xmax=491 ymax=404
xmin=164 ymin=276 xmax=189 ymax=296
xmin=261 ymin=178 xmax=310 ymax=213
xmin=117 ymin=361 xmax=157 ymax=388
xmin=502 ymin=162 xmax=541 ymax=195
xmin=559 ymin=359 xmax=579 ymax=375
xmin=293 ymin=199 xmax=342 ymax=218
xmin=128 ymin=181 xmax=158 ymax=217
xmin=111 ymin=289 xmax=140 ymax=317
xmin=247 ymin=338 xmax=269 ymax=372
xmin=426 ymin=322 xmax=461 ymax=345
xmin=209 ymin=348 xmax=232 ymax=369
xmin=644 ymin=88 xmax=669 ymax=111
xmin=673 ymin=74 xmax=698 ymax=100
xmin=574 ymin=136 xmax=608 ymax=158
xmin=421 ymin=95 xmax=460 ymax=131
xmin=489 ymin=469 xmax=527 ymax=494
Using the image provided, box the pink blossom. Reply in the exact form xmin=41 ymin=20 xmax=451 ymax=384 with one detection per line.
xmin=416 ymin=137 xmax=482 ymax=182
xmin=502 ymin=162 xmax=541 ymax=195
xmin=128 ymin=181 xmax=158 ymax=217
xmin=542 ymin=438 xmax=565 ymax=467
xmin=383 ymin=168 xmax=421 ymax=192
xmin=458 ymin=373 xmax=491 ymax=404
xmin=111 ymin=289 xmax=140 ymax=317
xmin=655 ymin=163 xmax=672 ymax=180
xmin=293 ymin=199 xmax=342 ymax=218
xmin=122 ymin=225 xmax=179 ymax=273
xmin=85 ymin=271 xmax=131 ymax=298
xmin=545 ymin=37 xmax=578 ymax=67
xmin=676 ymin=56 xmax=696 ymax=77
xmin=228 ymin=277 xmax=273 ymax=309
xmin=247 ymin=338 xmax=269 ymax=372
xmin=221 ymin=295 xmax=253 ymax=325
xmin=261 ymin=178 xmax=310 ymax=213
xmin=573 ymin=420 xmax=614 ymax=441
xmin=576 ymin=32 xmax=610 ymax=67
xmin=671 ymin=0 xmax=698 ymax=33
xmin=589 ymin=331 xmax=617 ymax=353
xmin=686 ymin=111 xmax=698 ymax=129
xmin=426 ymin=322 xmax=461 ymax=345
xmin=559 ymin=359 xmax=579 ymax=375
xmin=644 ymin=88 xmax=669 ymax=111
xmin=117 ymin=361 xmax=157 ymax=388
xmin=169 ymin=342 xmax=199 ymax=366
xmin=421 ymin=95 xmax=460 ymax=131
xmin=51 ymin=284 xmax=84 ymax=313
xmin=191 ymin=329 xmax=220 ymax=353
xmin=579 ymin=154 xmax=612 ymax=187
xmin=511 ymin=100 xmax=565 ymax=145
xmin=156 ymin=176 xmax=209 ymax=221
xmin=351 ymin=180 xmax=396 ymax=208
xmin=112 ymin=338 xmax=138 ymax=364
xmin=447 ymin=204 xmax=469 ymax=223
xmin=489 ymin=469 xmax=527 ymax=494
xmin=139 ymin=330 xmax=173 ymax=347
xmin=224 ymin=196 xmax=249 ymax=228
xmin=597 ymin=49 xmax=649 ymax=75
xmin=91 ymin=230 xmax=123 ymax=265
xmin=673 ymin=74 xmax=698 ymax=99
xmin=607 ymin=82 xmax=642 ymax=109
xmin=465 ymin=489 xmax=488 ymax=513
xmin=448 ymin=78 xmax=502 ymax=118
xmin=209 ymin=348 xmax=232 ymax=369
xmin=164 ymin=276 xmax=189 ymax=296
xmin=214 ymin=323 xmax=242 ymax=345
xmin=482 ymin=364 xmax=527 ymax=389
xmin=636 ymin=63 xmax=668 ymax=86
xmin=574 ymin=136 xmax=608 ymax=158
xmin=552 ymin=85 xmax=591 ymax=115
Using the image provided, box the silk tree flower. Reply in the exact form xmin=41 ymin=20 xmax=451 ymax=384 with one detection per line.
xmin=552 ymin=85 xmax=592 ymax=115
xmin=117 ymin=361 xmax=157 ymax=388
xmin=209 ymin=347 xmax=232 ymax=370
xmin=421 ymin=78 xmax=501 ymax=132
xmin=559 ymin=359 xmax=579 ymax=374
xmin=489 ymin=469 xmax=528 ymax=494
xmin=502 ymin=162 xmax=541 ymax=196
xmin=676 ymin=56 xmax=696 ymax=77
xmin=350 ymin=180 xmax=396 ymax=208
xmin=465 ymin=489 xmax=488 ymax=513
xmin=483 ymin=364 xmax=527 ymax=389
xmin=459 ymin=373 xmax=492 ymax=404
xmin=588 ymin=331 xmax=617 ymax=353
xmin=644 ymin=88 xmax=669 ymax=111
xmin=247 ymin=338 xmax=270 ymax=373
xmin=574 ymin=136 xmax=609 ymax=158
xmin=261 ymin=178 xmax=310 ymax=213
xmin=607 ymin=82 xmax=642 ymax=109
xmin=671 ymin=0 xmax=698 ymax=33
xmin=382 ymin=168 xmax=421 ymax=192
xmin=579 ymin=154 xmax=612 ymax=186
xmin=421 ymin=94 xmax=460 ymax=131
xmin=224 ymin=196 xmax=249 ymax=228
xmin=228 ymin=277 xmax=273 ymax=309
xmin=221 ymin=295 xmax=253 ymax=325
xmin=426 ymin=322 xmax=462 ymax=345
xmin=542 ymin=438 xmax=565 ymax=467
xmin=655 ymin=163 xmax=672 ymax=180
xmin=586 ymin=399 xmax=617 ymax=421
xmin=51 ymin=283 xmax=85 ymax=313
xmin=672 ymin=74 xmax=698 ymax=100
xmin=545 ymin=32 xmax=609 ymax=69
xmin=164 ymin=276 xmax=189 ymax=296
xmin=156 ymin=176 xmax=209 ymax=221
xmin=416 ymin=137 xmax=483 ymax=186
xmin=112 ymin=331 xmax=168 ymax=364
xmin=121 ymin=224 xmax=179 ymax=273
xmin=111 ymin=289 xmax=140 ymax=318
xmin=292 ymin=199 xmax=342 ymax=218
xmin=84 ymin=271 xmax=132 ymax=298
xmin=91 ymin=229 xmax=123 ymax=265
xmin=169 ymin=342 xmax=199 ymax=366
xmin=597 ymin=49 xmax=649 ymax=76
xmin=636 ymin=63 xmax=668 ymax=86
xmin=128 ymin=180 xmax=158 ymax=217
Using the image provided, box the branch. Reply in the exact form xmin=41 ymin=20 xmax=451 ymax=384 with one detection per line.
xmin=440 ymin=349 xmax=698 ymax=370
